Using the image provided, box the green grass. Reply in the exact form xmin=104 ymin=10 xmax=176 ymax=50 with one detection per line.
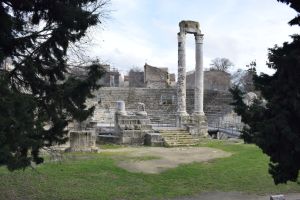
xmin=100 ymin=144 xmax=126 ymax=149
xmin=0 ymin=140 xmax=299 ymax=200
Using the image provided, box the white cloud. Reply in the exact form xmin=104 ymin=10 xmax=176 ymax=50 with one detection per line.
xmin=87 ymin=0 xmax=300 ymax=76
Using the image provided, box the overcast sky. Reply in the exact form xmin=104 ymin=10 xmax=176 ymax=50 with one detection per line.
xmin=88 ymin=0 xmax=299 ymax=76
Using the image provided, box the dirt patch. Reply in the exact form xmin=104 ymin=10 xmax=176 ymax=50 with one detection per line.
xmin=101 ymin=147 xmax=231 ymax=174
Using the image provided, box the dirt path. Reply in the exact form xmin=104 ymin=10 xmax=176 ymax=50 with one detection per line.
xmin=101 ymin=147 xmax=231 ymax=174
xmin=169 ymin=191 xmax=300 ymax=200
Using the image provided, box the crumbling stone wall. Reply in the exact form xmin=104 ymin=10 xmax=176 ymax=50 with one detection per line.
xmin=186 ymin=70 xmax=231 ymax=91
xmin=144 ymin=63 xmax=170 ymax=89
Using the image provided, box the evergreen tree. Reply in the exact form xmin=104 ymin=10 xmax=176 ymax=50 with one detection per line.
xmin=230 ymin=0 xmax=300 ymax=184
xmin=0 ymin=0 xmax=108 ymax=170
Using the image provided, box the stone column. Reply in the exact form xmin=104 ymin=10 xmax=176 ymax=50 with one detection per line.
xmin=194 ymin=33 xmax=204 ymax=116
xmin=177 ymin=32 xmax=188 ymax=115
xmin=191 ymin=33 xmax=207 ymax=136
xmin=177 ymin=32 xmax=188 ymax=126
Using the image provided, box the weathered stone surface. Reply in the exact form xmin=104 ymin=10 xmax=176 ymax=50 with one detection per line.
xmin=177 ymin=20 xmax=207 ymax=134
xmin=189 ymin=114 xmax=208 ymax=136
xmin=128 ymin=71 xmax=145 ymax=87
xmin=114 ymin=103 xmax=153 ymax=145
xmin=159 ymin=129 xmax=200 ymax=147
xmin=69 ymin=130 xmax=98 ymax=152
xmin=93 ymin=88 xmax=235 ymax=126
xmin=136 ymin=102 xmax=147 ymax=116
xmin=144 ymin=133 xmax=164 ymax=146
xmin=177 ymin=32 xmax=188 ymax=116
xmin=179 ymin=20 xmax=201 ymax=34
xmin=176 ymin=113 xmax=189 ymax=128
xmin=116 ymin=100 xmax=126 ymax=115
xmin=144 ymin=63 xmax=171 ymax=89
xmin=194 ymin=33 xmax=204 ymax=116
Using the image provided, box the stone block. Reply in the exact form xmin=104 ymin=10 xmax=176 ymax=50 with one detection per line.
xmin=121 ymin=137 xmax=144 ymax=145
xmin=270 ymin=195 xmax=285 ymax=200
xmin=144 ymin=133 xmax=164 ymax=147
xmin=69 ymin=130 xmax=98 ymax=152
xmin=176 ymin=114 xmax=190 ymax=127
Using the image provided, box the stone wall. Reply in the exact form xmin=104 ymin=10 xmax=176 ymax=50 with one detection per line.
xmin=144 ymin=64 xmax=170 ymax=89
xmin=115 ymin=113 xmax=153 ymax=145
xmin=92 ymin=87 xmax=234 ymax=126
xmin=186 ymin=70 xmax=231 ymax=91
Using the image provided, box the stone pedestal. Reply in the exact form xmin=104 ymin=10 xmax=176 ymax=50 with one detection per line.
xmin=115 ymin=100 xmax=127 ymax=136
xmin=190 ymin=114 xmax=208 ymax=136
xmin=116 ymin=100 xmax=126 ymax=115
xmin=69 ymin=130 xmax=98 ymax=152
xmin=176 ymin=113 xmax=190 ymax=128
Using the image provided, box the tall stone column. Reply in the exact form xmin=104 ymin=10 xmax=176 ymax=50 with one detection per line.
xmin=177 ymin=32 xmax=188 ymax=126
xmin=194 ymin=33 xmax=204 ymax=115
xmin=192 ymin=33 xmax=207 ymax=136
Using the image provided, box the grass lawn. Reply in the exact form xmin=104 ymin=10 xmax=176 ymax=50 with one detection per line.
xmin=0 ymin=140 xmax=299 ymax=200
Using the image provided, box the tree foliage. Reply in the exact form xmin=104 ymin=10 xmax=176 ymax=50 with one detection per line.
xmin=277 ymin=0 xmax=300 ymax=26
xmin=210 ymin=57 xmax=234 ymax=72
xmin=0 ymin=0 xmax=108 ymax=170
xmin=230 ymin=0 xmax=300 ymax=184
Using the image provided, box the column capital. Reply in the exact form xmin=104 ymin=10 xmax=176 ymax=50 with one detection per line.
xmin=195 ymin=33 xmax=204 ymax=43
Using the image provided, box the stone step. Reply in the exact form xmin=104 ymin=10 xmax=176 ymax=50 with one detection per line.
xmin=159 ymin=129 xmax=200 ymax=147
xmin=163 ymin=139 xmax=196 ymax=142
xmin=162 ymin=134 xmax=197 ymax=140
xmin=159 ymin=130 xmax=189 ymax=133
xmin=165 ymin=144 xmax=197 ymax=147
xmin=163 ymin=137 xmax=199 ymax=140
xmin=161 ymin=135 xmax=193 ymax=138
xmin=160 ymin=133 xmax=192 ymax=136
